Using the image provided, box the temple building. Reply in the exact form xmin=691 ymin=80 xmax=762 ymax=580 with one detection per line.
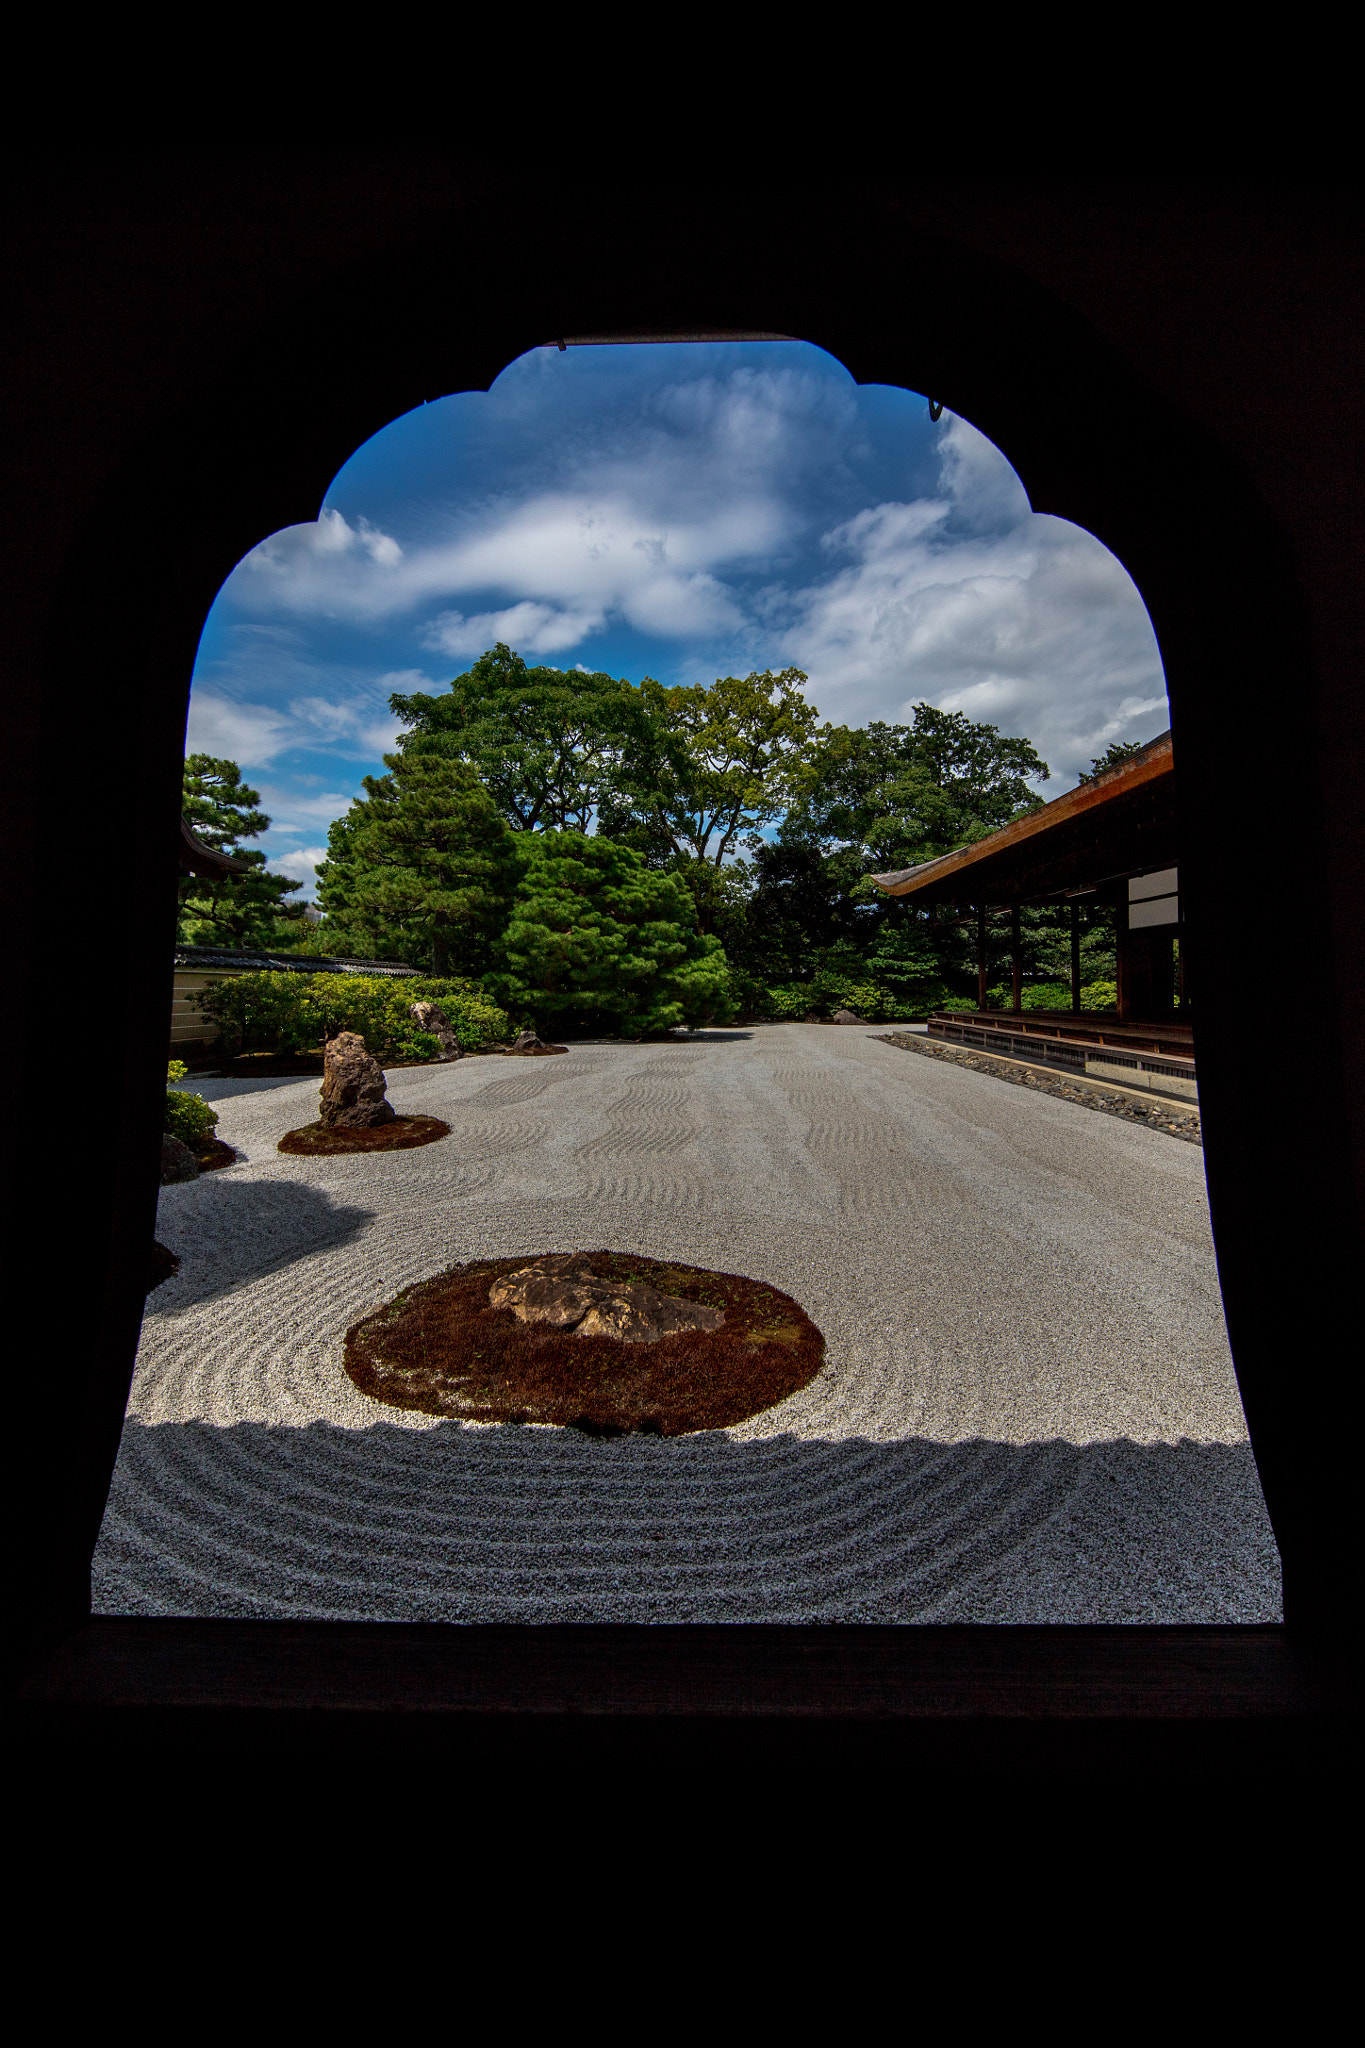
xmin=871 ymin=732 xmax=1195 ymax=1105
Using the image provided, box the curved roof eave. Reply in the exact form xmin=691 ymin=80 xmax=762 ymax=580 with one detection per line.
xmin=870 ymin=733 xmax=1175 ymax=905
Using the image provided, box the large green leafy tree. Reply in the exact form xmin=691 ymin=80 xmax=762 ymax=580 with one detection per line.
xmin=389 ymin=643 xmax=658 ymax=834
xmin=729 ymin=706 xmax=1051 ymax=997
xmin=177 ymin=754 xmax=305 ymax=948
xmin=488 ymin=831 xmax=732 ymax=1037
xmin=314 ymin=752 xmax=521 ymax=974
xmin=599 ymin=668 xmax=819 ymax=929
xmin=1078 ymin=737 xmax=1149 ymax=783
xmin=791 ymin=705 xmax=1050 ymax=865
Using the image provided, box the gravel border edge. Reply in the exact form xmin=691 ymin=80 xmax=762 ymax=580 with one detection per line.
xmin=873 ymin=1032 xmax=1203 ymax=1145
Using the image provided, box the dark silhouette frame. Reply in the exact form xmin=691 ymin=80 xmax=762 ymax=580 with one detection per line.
xmin=5 ymin=166 xmax=1357 ymax=1767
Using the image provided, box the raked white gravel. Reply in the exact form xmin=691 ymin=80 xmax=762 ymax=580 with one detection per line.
xmin=94 ymin=1024 xmax=1281 ymax=1623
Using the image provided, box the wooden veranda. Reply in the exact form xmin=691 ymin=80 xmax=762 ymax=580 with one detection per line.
xmin=871 ymin=733 xmax=1194 ymax=1097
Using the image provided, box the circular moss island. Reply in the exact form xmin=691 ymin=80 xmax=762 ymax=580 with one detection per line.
xmin=278 ymin=1115 xmax=450 ymax=1156
xmin=344 ymin=1250 xmax=826 ymax=1436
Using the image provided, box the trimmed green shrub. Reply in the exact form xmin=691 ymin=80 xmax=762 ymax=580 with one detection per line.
xmin=760 ymin=982 xmax=821 ymax=1022
xmin=164 ymin=1087 xmax=218 ymax=1145
xmin=811 ymin=974 xmax=893 ymax=1021
xmin=872 ymin=975 xmax=949 ymax=1021
xmin=383 ymin=982 xmax=510 ymax=1057
xmin=984 ymin=981 xmax=1078 ymax=1013
xmin=745 ymin=971 xmax=945 ymax=1025
xmin=195 ymin=972 xmax=510 ymax=1058
xmin=939 ymin=997 xmax=978 ymax=1012
xmin=1080 ymin=979 xmax=1118 ymax=1012
xmin=744 ymin=970 xmax=951 ymax=1024
xmin=1022 ymin=983 xmax=1071 ymax=1011
xmin=194 ymin=972 xmax=310 ymax=1055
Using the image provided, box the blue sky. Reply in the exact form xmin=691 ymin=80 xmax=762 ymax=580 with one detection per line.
xmin=188 ymin=340 xmax=1169 ymax=896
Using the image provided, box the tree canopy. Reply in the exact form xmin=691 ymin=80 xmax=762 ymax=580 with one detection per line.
xmin=597 ymin=667 xmax=820 ymax=930
xmin=177 ymin=754 xmax=304 ymax=948
xmin=1078 ymin=738 xmax=1148 ymax=783
xmin=727 ymin=706 xmax=1051 ymax=986
xmin=488 ymin=831 xmax=732 ymax=1037
xmin=221 ymin=637 xmax=1128 ymax=1028
xmin=788 ymin=706 xmax=1050 ymax=869
xmin=314 ymin=751 xmax=520 ymax=975
xmin=389 ymin=643 xmax=656 ymax=835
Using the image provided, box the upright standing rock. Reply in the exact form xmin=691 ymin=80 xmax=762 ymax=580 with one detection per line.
xmin=319 ymin=1031 xmax=395 ymax=1129
xmin=410 ymin=1000 xmax=462 ymax=1060
xmin=160 ymin=1133 xmax=199 ymax=1183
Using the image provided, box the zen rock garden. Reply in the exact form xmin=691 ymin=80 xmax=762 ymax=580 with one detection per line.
xmin=489 ymin=1252 xmax=725 ymax=1343
xmin=278 ymin=1028 xmax=450 ymax=1155
xmin=344 ymin=1248 xmax=825 ymax=1437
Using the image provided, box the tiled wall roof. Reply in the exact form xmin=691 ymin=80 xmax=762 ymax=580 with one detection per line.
xmin=173 ymin=947 xmax=419 ymax=978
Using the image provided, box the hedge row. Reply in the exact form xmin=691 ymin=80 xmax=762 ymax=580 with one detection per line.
xmin=978 ymin=981 xmax=1119 ymax=1012
xmin=192 ymin=973 xmax=511 ymax=1059
xmin=725 ymin=967 xmax=950 ymax=1025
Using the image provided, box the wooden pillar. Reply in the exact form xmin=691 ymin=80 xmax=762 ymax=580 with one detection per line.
xmin=1120 ymin=924 xmax=1169 ymax=1022
xmin=977 ymin=903 xmax=987 ymax=1011
xmin=1070 ymin=901 xmax=1081 ymax=1013
xmin=1010 ymin=902 xmax=1022 ymax=1013
xmin=1116 ymin=891 xmax=1130 ymax=1022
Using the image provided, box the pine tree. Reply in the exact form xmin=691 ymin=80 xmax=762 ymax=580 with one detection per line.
xmin=488 ymin=831 xmax=732 ymax=1038
xmin=178 ymin=755 xmax=305 ymax=948
xmin=314 ymin=752 xmax=520 ymax=974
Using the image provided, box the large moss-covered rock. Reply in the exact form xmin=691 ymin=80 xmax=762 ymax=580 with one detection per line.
xmin=488 ymin=1252 xmax=724 ymax=1344
xmin=319 ymin=1031 xmax=395 ymax=1130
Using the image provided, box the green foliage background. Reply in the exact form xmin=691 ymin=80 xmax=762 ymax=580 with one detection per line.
xmin=185 ymin=641 xmax=1152 ymax=1037
xmin=488 ymin=832 xmax=733 ymax=1037
xmin=196 ymin=973 xmax=509 ymax=1058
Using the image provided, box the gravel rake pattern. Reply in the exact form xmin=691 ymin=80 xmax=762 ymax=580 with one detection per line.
xmin=95 ymin=1027 xmax=1279 ymax=1623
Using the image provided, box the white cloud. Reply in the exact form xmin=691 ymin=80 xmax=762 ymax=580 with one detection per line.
xmin=934 ymin=413 xmax=1034 ymax=532
xmin=274 ymin=844 xmax=333 ymax=898
xmin=251 ymin=508 xmax=403 ymax=576
xmin=782 ymin=419 xmax=1168 ymax=786
xmin=188 ymin=677 xmax=413 ymax=773
xmin=208 ymin=367 xmax=1168 ymax=795
xmin=424 ymin=600 xmax=606 ymax=658
xmin=235 ymin=488 xmax=788 ymax=643
xmin=287 ymin=694 xmax=355 ymax=739
xmin=185 ymin=691 xmax=292 ymax=765
xmin=286 ymin=693 xmax=406 ymax=757
xmin=255 ymin=786 xmax=360 ymax=828
xmin=252 ymin=800 xmax=359 ymax=899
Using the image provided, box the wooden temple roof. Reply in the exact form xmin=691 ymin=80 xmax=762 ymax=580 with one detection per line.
xmin=870 ymin=731 xmax=1177 ymax=907
xmin=178 ymin=815 xmax=252 ymax=880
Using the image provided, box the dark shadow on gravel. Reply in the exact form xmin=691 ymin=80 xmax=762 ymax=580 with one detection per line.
xmin=96 ymin=1419 xmax=1282 ymax=1625
xmin=670 ymin=1031 xmax=754 ymax=1043
xmin=173 ymin=1074 xmax=324 ymax=1102
xmin=148 ymin=1179 xmax=373 ymax=1308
